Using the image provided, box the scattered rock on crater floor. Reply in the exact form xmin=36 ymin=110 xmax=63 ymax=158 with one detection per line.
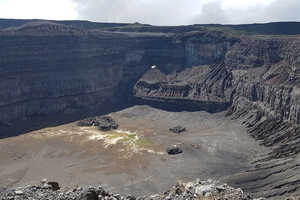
xmin=77 ymin=116 xmax=118 ymax=131
xmin=169 ymin=126 xmax=186 ymax=134
xmin=167 ymin=145 xmax=183 ymax=155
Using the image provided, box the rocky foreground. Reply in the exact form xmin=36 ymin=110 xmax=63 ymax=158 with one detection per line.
xmin=0 ymin=179 xmax=263 ymax=200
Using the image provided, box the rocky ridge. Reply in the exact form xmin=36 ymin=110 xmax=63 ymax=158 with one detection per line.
xmin=0 ymin=179 xmax=258 ymax=200
xmin=134 ymin=34 xmax=300 ymax=123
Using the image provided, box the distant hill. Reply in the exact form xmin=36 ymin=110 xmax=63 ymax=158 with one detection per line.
xmin=0 ymin=19 xmax=130 ymax=30
xmin=1 ymin=19 xmax=300 ymax=35
xmin=200 ymin=22 xmax=300 ymax=35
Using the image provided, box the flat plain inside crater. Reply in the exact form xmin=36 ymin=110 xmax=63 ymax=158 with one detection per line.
xmin=0 ymin=105 xmax=268 ymax=196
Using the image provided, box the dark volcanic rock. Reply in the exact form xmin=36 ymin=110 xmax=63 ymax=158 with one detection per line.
xmin=169 ymin=126 xmax=186 ymax=134
xmin=97 ymin=116 xmax=118 ymax=131
xmin=77 ymin=116 xmax=118 ymax=131
xmin=77 ymin=188 xmax=98 ymax=200
xmin=167 ymin=145 xmax=183 ymax=155
xmin=0 ymin=179 xmax=257 ymax=200
xmin=77 ymin=117 xmax=99 ymax=127
xmin=47 ymin=182 xmax=60 ymax=191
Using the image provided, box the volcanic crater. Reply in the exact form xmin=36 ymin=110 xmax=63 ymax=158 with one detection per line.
xmin=0 ymin=19 xmax=300 ymax=199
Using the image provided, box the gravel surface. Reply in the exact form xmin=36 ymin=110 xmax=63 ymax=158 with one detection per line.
xmin=0 ymin=105 xmax=268 ymax=196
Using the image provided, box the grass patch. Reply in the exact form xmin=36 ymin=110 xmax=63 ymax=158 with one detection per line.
xmin=97 ymin=129 xmax=154 ymax=152
xmin=128 ymin=133 xmax=137 ymax=139
xmin=106 ymin=131 xmax=137 ymax=140
xmin=135 ymin=138 xmax=153 ymax=148
xmin=107 ymin=132 xmax=122 ymax=139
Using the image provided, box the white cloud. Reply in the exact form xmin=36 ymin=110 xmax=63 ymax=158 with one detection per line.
xmin=221 ymin=0 xmax=276 ymax=9
xmin=0 ymin=0 xmax=299 ymax=25
xmin=72 ymin=0 xmax=300 ymax=25
xmin=0 ymin=0 xmax=78 ymax=20
xmin=192 ymin=0 xmax=300 ymax=24
xmin=72 ymin=0 xmax=209 ymax=25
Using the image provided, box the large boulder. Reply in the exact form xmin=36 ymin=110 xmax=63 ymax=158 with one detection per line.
xmin=97 ymin=116 xmax=118 ymax=131
xmin=39 ymin=179 xmax=60 ymax=191
xmin=169 ymin=126 xmax=186 ymax=134
xmin=167 ymin=145 xmax=183 ymax=155
xmin=77 ymin=116 xmax=118 ymax=131
xmin=47 ymin=182 xmax=60 ymax=191
xmin=77 ymin=189 xmax=98 ymax=200
xmin=77 ymin=117 xmax=100 ymax=127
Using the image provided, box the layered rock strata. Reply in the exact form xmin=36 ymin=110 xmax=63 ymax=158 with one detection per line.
xmin=0 ymin=21 xmax=183 ymax=124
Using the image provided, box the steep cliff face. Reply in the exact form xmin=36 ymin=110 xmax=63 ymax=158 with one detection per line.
xmin=134 ymin=63 xmax=233 ymax=112
xmin=134 ymin=31 xmax=236 ymax=112
xmin=1 ymin=21 xmax=299 ymax=126
xmin=134 ymin=33 xmax=300 ymax=124
xmin=229 ymin=37 xmax=300 ymax=125
xmin=0 ymin=22 xmax=184 ymax=124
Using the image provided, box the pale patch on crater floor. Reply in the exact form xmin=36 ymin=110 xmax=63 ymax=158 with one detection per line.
xmin=32 ymin=125 xmax=164 ymax=156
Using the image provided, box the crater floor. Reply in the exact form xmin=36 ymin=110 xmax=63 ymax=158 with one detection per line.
xmin=0 ymin=105 xmax=268 ymax=196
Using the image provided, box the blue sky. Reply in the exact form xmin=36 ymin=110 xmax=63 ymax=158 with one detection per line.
xmin=0 ymin=0 xmax=298 ymax=25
